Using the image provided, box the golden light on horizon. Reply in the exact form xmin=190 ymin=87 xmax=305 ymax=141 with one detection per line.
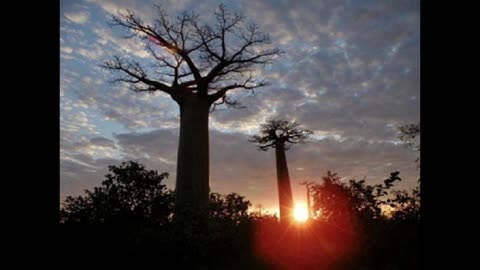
xmin=293 ymin=205 xmax=308 ymax=222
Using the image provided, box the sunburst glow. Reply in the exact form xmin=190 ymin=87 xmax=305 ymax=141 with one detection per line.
xmin=293 ymin=205 xmax=308 ymax=222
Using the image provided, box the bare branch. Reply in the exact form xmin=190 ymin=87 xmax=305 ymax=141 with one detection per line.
xmin=208 ymin=75 xmax=268 ymax=104
xmin=398 ymin=122 xmax=420 ymax=151
xmin=104 ymin=4 xmax=283 ymax=105
xmin=100 ymin=56 xmax=172 ymax=95
xmin=203 ymin=19 xmax=283 ymax=86
xmin=209 ymin=94 xmax=246 ymax=113
xmin=110 ymin=7 xmax=203 ymax=84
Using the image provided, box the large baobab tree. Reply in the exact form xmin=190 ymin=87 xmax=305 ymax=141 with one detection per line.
xmin=249 ymin=120 xmax=313 ymax=223
xmin=101 ymin=4 xmax=282 ymax=221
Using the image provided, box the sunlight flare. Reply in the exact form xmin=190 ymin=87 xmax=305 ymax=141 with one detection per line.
xmin=293 ymin=205 xmax=308 ymax=222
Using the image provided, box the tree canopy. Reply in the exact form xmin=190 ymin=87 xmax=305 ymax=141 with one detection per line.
xmin=101 ymin=3 xmax=283 ymax=109
xmin=249 ymin=119 xmax=313 ymax=151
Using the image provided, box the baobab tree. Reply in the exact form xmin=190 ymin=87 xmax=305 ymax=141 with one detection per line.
xmin=101 ymin=4 xmax=282 ymax=221
xmin=249 ymin=120 xmax=313 ymax=223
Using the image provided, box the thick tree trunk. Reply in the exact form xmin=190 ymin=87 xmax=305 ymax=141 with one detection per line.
xmin=275 ymin=143 xmax=294 ymax=223
xmin=174 ymin=95 xmax=210 ymax=222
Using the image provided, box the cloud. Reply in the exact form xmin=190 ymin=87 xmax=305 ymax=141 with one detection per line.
xmin=60 ymin=126 xmax=419 ymax=210
xmin=77 ymin=47 xmax=104 ymax=60
xmin=61 ymin=154 xmax=120 ymax=198
xmin=61 ymin=47 xmax=73 ymax=54
xmin=60 ymin=0 xmax=420 ymax=210
xmin=90 ymin=136 xmax=117 ymax=148
xmin=64 ymin=11 xmax=89 ymax=24
xmin=85 ymin=0 xmax=135 ymax=15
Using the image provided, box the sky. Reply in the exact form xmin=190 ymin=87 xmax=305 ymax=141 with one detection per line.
xmin=60 ymin=0 xmax=420 ymax=214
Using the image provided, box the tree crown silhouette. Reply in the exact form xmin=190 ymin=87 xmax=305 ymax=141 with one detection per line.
xmin=101 ymin=3 xmax=282 ymax=109
xmin=249 ymin=119 xmax=313 ymax=151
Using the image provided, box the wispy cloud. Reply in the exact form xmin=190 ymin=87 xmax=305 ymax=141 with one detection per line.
xmin=77 ymin=46 xmax=104 ymax=60
xmin=61 ymin=46 xmax=73 ymax=54
xmin=60 ymin=0 xmax=420 ymax=209
xmin=64 ymin=11 xmax=89 ymax=24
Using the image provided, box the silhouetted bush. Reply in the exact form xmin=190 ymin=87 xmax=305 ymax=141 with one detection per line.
xmin=59 ymin=162 xmax=419 ymax=269
xmin=60 ymin=161 xmax=174 ymax=226
xmin=309 ymin=170 xmax=420 ymax=270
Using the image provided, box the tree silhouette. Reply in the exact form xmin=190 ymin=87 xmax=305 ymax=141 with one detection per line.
xmin=390 ymin=187 xmax=420 ymax=221
xmin=209 ymin=192 xmax=251 ymax=225
xmin=311 ymin=171 xmax=353 ymax=225
xmin=249 ymin=119 xmax=313 ymax=222
xmin=384 ymin=171 xmax=402 ymax=188
xmin=101 ymin=4 xmax=282 ymax=222
xmin=60 ymin=161 xmax=173 ymax=226
xmin=398 ymin=122 xmax=420 ymax=169
xmin=311 ymin=170 xmax=407 ymax=228
xmin=58 ymin=161 xmax=420 ymax=268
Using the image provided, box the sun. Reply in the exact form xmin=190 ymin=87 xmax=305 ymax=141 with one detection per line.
xmin=293 ymin=205 xmax=308 ymax=222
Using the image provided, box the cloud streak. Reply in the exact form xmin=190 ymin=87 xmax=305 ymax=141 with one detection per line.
xmin=64 ymin=11 xmax=89 ymax=24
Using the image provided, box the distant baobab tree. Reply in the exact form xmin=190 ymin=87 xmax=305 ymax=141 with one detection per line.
xmin=249 ymin=120 xmax=313 ymax=223
xmin=101 ymin=4 xmax=282 ymax=222
xmin=300 ymin=181 xmax=315 ymax=220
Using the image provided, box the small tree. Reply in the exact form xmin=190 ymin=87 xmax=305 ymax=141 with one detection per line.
xmin=249 ymin=119 xmax=313 ymax=222
xmin=60 ymin=161 xmax=173 ymax=226
xmin=311 ymin=171 xmax=352 ymax=225
xmin=209 ymin=192 xmax=251 ymax=225
xmin=311 ymin=171 xmax=404 ymax=228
